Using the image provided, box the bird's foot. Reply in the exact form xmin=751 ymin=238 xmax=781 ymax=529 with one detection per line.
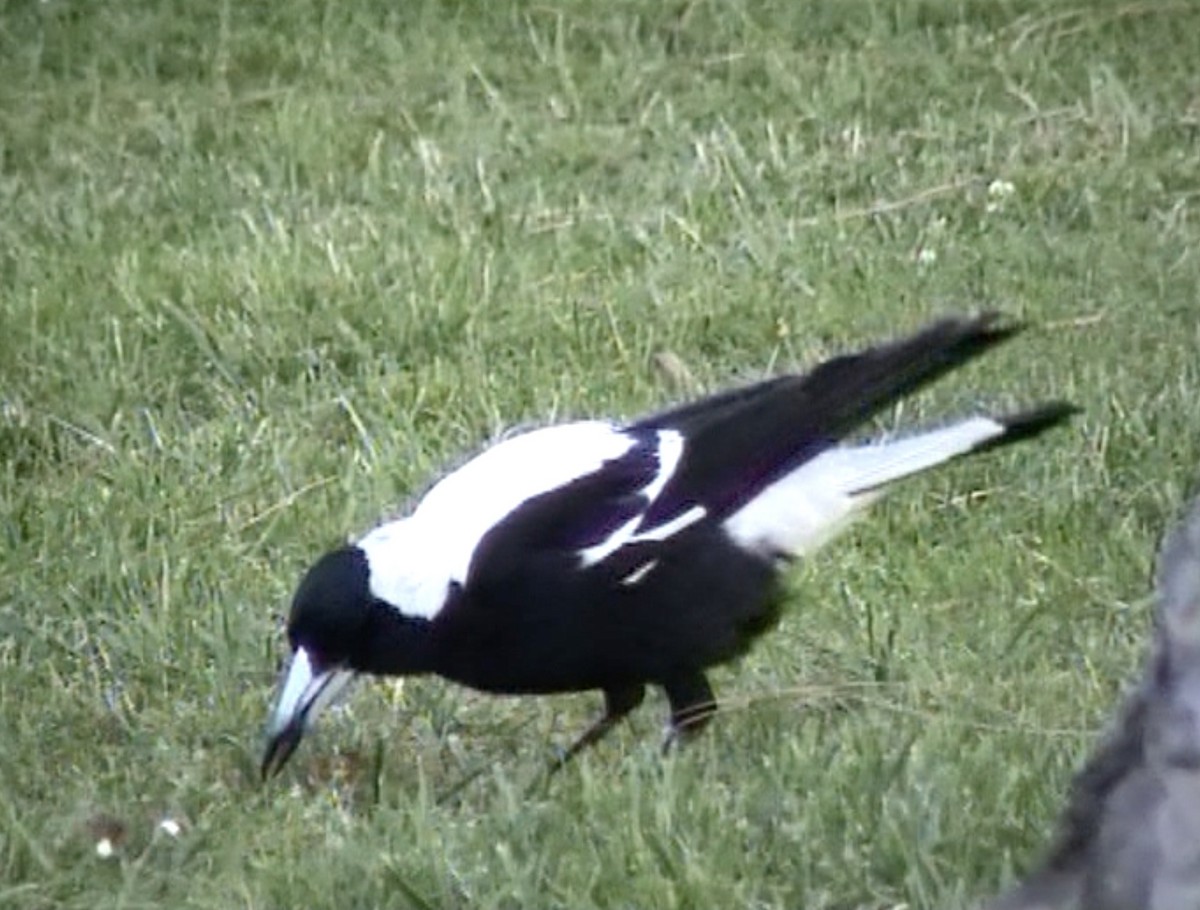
xmin=548 ymin=684 xmax=646 ymax=773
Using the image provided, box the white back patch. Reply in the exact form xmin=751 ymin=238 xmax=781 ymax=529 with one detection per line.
xmin=360 ymin=421 xmax=637 ymax=618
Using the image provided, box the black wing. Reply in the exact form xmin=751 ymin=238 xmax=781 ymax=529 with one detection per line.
xmin=467 ymin=312 xmax=1023 ymax=589
xmin=631 ymin=311 xmax=1020 ymax=526
xmin=463 ymin=431 xmax=665 ymax=592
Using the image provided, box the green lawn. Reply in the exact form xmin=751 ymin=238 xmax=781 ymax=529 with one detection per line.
xmin=2 ymin=1 xmax=1198 ymax=907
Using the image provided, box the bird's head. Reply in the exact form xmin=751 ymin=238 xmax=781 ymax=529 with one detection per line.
xmin=261 ymin=546 xmax=374 ymax=779
xmin=260 ymin=539 xmax=441 ymax=779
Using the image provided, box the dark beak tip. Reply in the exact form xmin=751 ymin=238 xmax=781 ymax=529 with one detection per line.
xmin=260 ymin=747 xmax=281 ymax=782
xmin=261 ymin=724 xmax=304 ymax=782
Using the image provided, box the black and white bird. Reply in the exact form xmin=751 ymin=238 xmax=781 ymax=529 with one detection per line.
xmin=261 ymin=312 xmax=1076 ymax=778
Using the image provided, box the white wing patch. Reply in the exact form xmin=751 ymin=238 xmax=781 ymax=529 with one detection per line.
xmin=577 ymin=430 xmax=708 ymax=567
xmin=579 ymin=504 xmax=707 ymax=567
xmin=639 ymin=427 xmax=685 ymax=505
xmin=620 ymin=559 xmax=660 ymax=586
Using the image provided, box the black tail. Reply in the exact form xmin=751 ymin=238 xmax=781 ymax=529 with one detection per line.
xmin=975 ymin=401 xmax=1081 ymax=454
xmin=634 ymin=313 xmax=1072 ymax=525
xmin=772 ymin=310 xmax=1023 ymax=433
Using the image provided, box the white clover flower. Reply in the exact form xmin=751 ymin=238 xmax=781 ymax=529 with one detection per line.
xmin=986 ymin=178 xmax=1017 ymax=213
xmin=988 ymin=178 xmax=1016 ymax=199
xmin=86 ymin=813 xmax=125 ymax=859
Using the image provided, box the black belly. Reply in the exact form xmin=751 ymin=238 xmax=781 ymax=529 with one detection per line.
xmin=428 ymin=525 xmax=785 ymax=695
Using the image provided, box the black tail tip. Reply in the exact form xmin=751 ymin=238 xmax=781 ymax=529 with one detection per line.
xmin=963 ymin=309 xmax=1024 ymax=341
xmin=988 ymin=401 xmax=1081 ymax=449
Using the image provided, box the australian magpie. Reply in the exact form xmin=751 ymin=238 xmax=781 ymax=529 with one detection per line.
xmin=986 ymin=494 xmax=1200 ymax=910
xmin=261 ymin=312 xmax=1076 ymax=778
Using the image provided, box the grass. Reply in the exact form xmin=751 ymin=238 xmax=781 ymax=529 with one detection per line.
xmin=2 ymin=0 xmax=1198 ymax=906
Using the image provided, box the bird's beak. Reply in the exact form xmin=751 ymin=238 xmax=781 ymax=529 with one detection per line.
xmin=261 ymin=647 xmax=355 ymax=780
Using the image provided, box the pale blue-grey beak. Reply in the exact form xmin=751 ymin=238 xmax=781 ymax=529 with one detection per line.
xmin=261 ymin=647 xmax=355 ymax=780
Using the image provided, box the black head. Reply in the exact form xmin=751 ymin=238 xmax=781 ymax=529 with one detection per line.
xmin=261 ymin=544 xmax=435 ymax=779
xmin=286 ymin=546 xmax=374 ymax=669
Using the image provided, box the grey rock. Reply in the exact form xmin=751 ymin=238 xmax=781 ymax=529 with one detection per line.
xmin=987 ymin=497 xmax=1200 ymax=910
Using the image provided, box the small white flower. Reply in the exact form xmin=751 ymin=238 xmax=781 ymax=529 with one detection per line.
xmin=916 ymin=247 xmax=938 ymax=266
xmin=986 ymin=179 xmax=1017 ymax=214
xmin=158 ymin=818 xmax=182 ymax=838
xmin=988 ymin=178 xmax=1016 ymax=199
xmin=95 ymin=837 xmax=116 ymax=858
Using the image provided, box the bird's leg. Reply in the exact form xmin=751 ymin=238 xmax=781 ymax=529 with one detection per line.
xmin=661 ymin=672 xmax=717 ymax=752
xmin=552 ymin=684 xmax=646 ymax=771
